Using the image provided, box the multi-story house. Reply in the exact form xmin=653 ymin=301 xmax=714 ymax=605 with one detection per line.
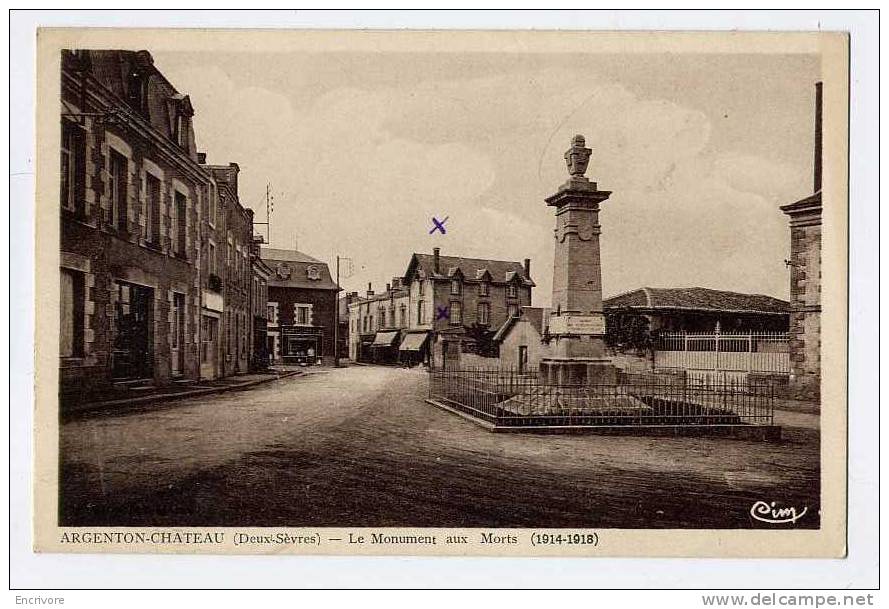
xmin=59 ymin=49 xmax=213 ymax=398
xmin=263 ymin=248 xmax=340 ymax=365
xmin=200 ymin=162 xmax=254 ymax=378
xmin=401 ymin=247 xmax=534 ymax=367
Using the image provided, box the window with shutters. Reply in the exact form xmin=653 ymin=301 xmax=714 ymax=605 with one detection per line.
xmin=145 ymin=172 xmax=161 ymax=245
xmin=477 ymin=302 xmax=491 ymax=325
xmin=174 ymin=190 xmax=187 ymax=256
xmin=109 ymin=149 xmax=128 ymax=231
xmin=60 ymin=268 xmax=85 ymax=358
xmin=60 ymin=121 xmax=85 ymax=215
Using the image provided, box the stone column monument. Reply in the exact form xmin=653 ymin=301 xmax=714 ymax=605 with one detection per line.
xmin=539 ymin=135 xmax=617 ymax=385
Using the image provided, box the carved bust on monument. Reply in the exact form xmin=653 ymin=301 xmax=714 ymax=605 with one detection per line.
xmin=539 ymin=134 xmax=617 ymax=386
xmin=565 ymin=134 xmax=591 ymax=177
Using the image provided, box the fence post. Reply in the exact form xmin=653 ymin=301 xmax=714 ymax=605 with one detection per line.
xmin=747 ymin=333 xmax=754 ymax=373
xmin=714 ymin=327 xmax=720 ymax=372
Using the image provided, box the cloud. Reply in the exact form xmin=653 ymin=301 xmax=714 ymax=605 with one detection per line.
xmin=158 ymin=58 xmax=803 ymax=302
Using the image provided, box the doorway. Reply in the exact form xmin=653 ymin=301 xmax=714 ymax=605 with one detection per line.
xmin=518 ymin=345 xmax=528 ymax=373
xmin=171 ymin=292 xmax=185 ymax=377
xmin=111 ymin=281 xmax=154 ymax=380
xmin=200 ymin=314 xmax=219 ymax=379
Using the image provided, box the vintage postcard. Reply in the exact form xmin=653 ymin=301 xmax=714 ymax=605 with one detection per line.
xmin=33 ymin=28 xmax=848 ymax=557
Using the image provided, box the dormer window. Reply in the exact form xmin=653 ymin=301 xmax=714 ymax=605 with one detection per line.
xmin=170 ymin=95 xmax=195 ymax=152
xmin=451 ymin=278 xmax=462 ymax=296
xmin=176 ymin=114 xmax=189 ymax=150
xmin=479 ymin=280 xmax=490 ymax=297
xmin=507 ymin=283 xmax=518 ymax=298
xmin=126 ymin=69 xmax=148 ymax=116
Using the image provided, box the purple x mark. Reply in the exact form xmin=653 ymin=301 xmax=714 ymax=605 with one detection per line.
xmin=429 ymin=216 xmax=449 ymax=235
xmin=435 ymin=306 xmax=450 ymax=320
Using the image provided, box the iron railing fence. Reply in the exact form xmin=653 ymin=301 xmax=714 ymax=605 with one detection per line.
xmin=654 ymin=331 xmax=790 ymax=374
xmin=428 ymin=367 xmax=774 ymax=428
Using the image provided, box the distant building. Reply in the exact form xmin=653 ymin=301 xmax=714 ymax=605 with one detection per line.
xmin=347 ymin=280 xmax=410 ymax=364
xmin=603 ymin=287 xmax=790 ymax=335
xmin=402 ymin=247 xmax=534 ymax=367
xmin=250 ymin=237 xmax=273 ymax=370
xmin=780 ymin=82 xmax=823 ymax=401
xmin=59 ymin=50 xmax=213 ymax=396
xmin=263 ymin=248 xmax=340 ymax=365
xmin=337 ymin=290 xmax=362 ymax=362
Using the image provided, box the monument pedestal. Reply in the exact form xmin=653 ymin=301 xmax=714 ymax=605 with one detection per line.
xmin=539 ymin=357 xmax=617 ymax=386
xmin=540 ymin=134 xmax=617 ymax=387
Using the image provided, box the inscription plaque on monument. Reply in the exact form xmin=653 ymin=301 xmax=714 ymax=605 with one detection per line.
xmin=547 ymin=314 xmax=606 ymax=336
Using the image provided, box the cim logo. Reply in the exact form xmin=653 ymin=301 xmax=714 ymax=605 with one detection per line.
xmin=750 ymin=500 xmax=808 ymax=525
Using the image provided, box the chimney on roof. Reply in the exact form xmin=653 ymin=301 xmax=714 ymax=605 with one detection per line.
xmin=385 ymin=283 xmax=391 ymax=293
xmin=367 ymin=282 xmax=374 ymax=297
xmin=524 ymin=258 xmax=531 ymax=277
xmin=433 ymin=247 xmax=440 ymax=274
xmin=814 ymin=81 xmax=823 ymax=193
xmin=197 ymin=152 xmax=207 ymax=164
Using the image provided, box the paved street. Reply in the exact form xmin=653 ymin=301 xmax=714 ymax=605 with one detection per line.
xmin=60 ymin=366 xmax=820 ymax=528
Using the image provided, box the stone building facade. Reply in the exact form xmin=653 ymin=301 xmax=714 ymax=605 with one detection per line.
xmin=263 ymin=248 xmax=340 ymax=365
xmin=201 ymin=162 xmax=254 ymax=378
xmin=780 ymin=82 xmax=823 ymax=401
xmin=59 ymin=50 xmax=212 ymax=397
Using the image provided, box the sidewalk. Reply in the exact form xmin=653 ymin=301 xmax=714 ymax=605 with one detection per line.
xmin=61 ymin=368 xmax=303 ymax=419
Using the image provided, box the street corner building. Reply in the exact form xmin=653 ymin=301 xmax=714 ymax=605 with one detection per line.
xmin=403 ymin=247 xmax=535 ymax=368
xmin=57 ymin=49 xmax=270 ymax=406
xmin=262 ymin=248 xmax=340 ymax=366
xmin=344 ymin=247 xmax=535 ymax=368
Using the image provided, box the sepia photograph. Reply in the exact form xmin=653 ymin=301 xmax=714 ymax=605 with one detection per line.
xmin=30 ymin=27 xmax=850 ymax=559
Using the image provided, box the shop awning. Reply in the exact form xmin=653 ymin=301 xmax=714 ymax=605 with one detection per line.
xmin=372 ymin=331 xmax=400 ymax=347
xmin=399 ymin=332 xmax=429 ymax=351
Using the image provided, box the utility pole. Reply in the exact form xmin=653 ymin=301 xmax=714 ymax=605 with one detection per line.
xmin=333 ymin=255 xmax=354 ymax=368
xmin=334 ymin=255 xmax=340 ymax=368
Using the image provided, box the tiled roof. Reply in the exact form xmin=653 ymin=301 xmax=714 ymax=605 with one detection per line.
xmin=262 ymin=248 xmax=339 ymax=291
xmin=604 ymin=287 xmax=789 ymax=315
xmin=406 ymin=253 xmax=534 ymax=286
xmin=261 ymin=248 xmax=322 ymax=264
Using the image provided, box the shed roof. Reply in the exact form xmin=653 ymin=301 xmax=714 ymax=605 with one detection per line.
xmin=604 ymin=287 xmax=789 ymax=315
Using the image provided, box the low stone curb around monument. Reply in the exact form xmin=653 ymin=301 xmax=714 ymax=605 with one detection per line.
xmin=424 ymin=398 xmax=782 ymax=441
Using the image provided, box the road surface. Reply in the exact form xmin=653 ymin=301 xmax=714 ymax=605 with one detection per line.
xmin=60 ymin=365 xmax=820 ymax=528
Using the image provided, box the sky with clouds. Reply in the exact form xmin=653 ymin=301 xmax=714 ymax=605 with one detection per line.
xmin=153 ymin=49 xmax=819 ymax=305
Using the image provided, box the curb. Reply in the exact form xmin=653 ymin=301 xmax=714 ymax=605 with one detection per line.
xmin=62 ymin=370 xmax=303 ymax=418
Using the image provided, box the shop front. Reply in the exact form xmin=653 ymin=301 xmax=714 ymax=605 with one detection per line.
xmin=398 ymin=331 xmax=430 ymax=367
xmin=371 ymin=330 xmax=400 ymax=365
xmin=281 ymin=326 xmax=323 ymax=365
